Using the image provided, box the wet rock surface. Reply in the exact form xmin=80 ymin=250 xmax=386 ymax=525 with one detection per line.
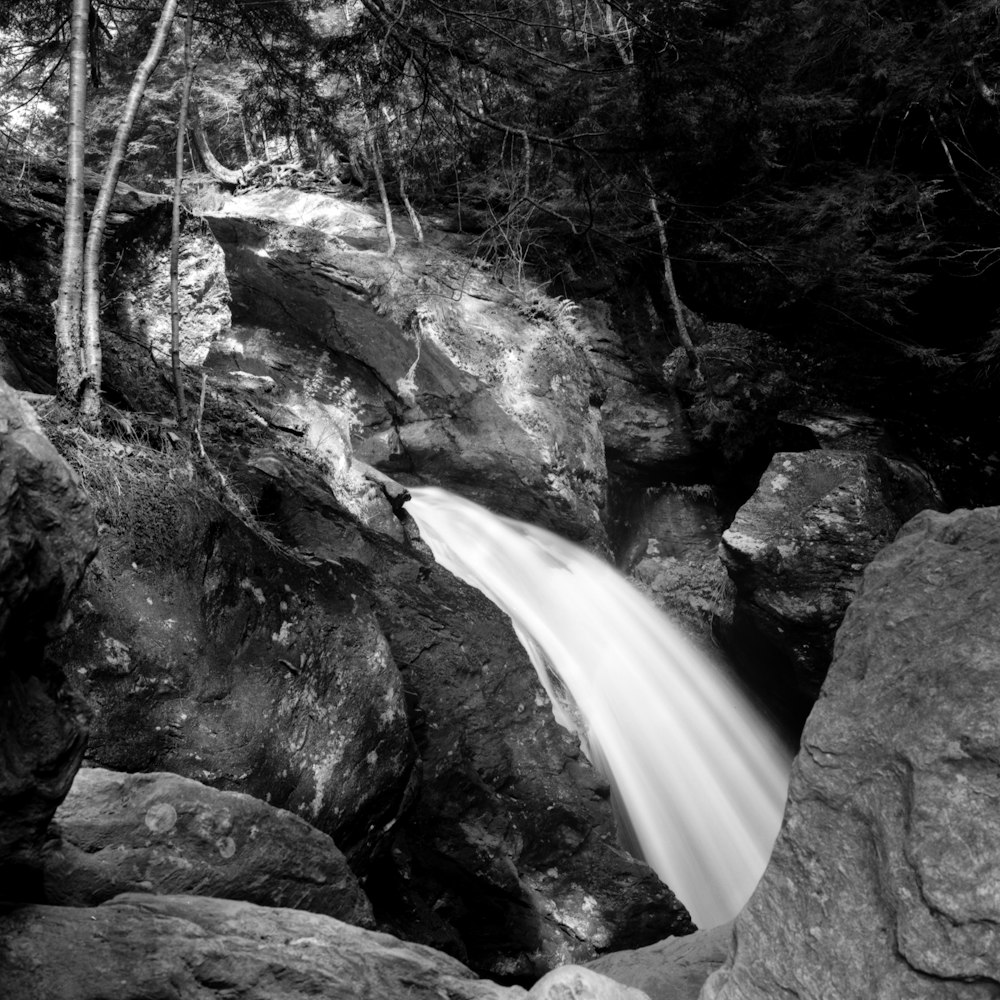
xmin=0 ymin=380 xmax=97 ymax=887
xmin=38 ymin=414 xmax=688 ymax=978
xmin=719 ymin=449 xmax=941 ymax=700
xmin=230 ymin=452 xmax=693 ymax=976
xmin=43 ymin=767 xmax=373 ymax=925
xmin=704 ymin=506 xmax=1000 ymax=1000
xmin=371 ymin=548 xmax=693 ymax=978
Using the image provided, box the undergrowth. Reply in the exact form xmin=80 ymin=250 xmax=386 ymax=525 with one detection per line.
xmin=35 ymin=397 xmax=308 ymax=569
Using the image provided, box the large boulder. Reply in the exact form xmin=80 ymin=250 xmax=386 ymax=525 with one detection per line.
xmin=203 ymin=190 xmax=607 ymax=546
xmin=530 ymin=966 xmax=653 ymax=1000
xmin=703 ymin=506 xmax=1000 ymax=1000
xmin=719 ymin=450 xmax=940 ymax=699
xmin=49 ymin=444 xmax=419 ymax=868
xmin=600 ymin=387 xmax=696 ymax=480
xmin=0 ymin=380 xmax=97 ymax=885
xmin=0 ymin=893 xmax=519 ymax=1000
xmin=0 ymin=893 xmax=654 ymax=1000
xmin=42 ymin=767 xmax=373 ymax=926
xmin=105 ymin=203 xmax=231 ymax=380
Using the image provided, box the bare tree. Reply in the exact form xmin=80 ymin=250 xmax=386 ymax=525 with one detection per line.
xmin=644 ymin=166 xmax=699 ymax=373
xmin=52 ymin=0 xmax=88 ymax=404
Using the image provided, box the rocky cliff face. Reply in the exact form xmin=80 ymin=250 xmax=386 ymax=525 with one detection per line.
xmin=703 ymin=506 xmax=1000 ymax=1000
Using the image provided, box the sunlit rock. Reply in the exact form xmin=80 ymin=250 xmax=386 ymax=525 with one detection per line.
xmin=107 ymin=204 xmax=231 ymax=371
xmin=528 ymin=965 xmax=653 ymax=999
xmin=704 ymin=506 xmax=1000 ymax=1000
xmin=720 ymin=449 xmax=941 ymax=697
xmin=202 ymin=189 xmax=608 ymax=546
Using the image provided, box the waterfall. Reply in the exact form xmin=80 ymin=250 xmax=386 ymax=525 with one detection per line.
xmin=405 ymin=486 xmax=792 ymax=928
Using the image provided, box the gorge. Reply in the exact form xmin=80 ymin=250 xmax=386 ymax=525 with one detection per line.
xmin=1 ymin=150 xmax=999 ymax=1000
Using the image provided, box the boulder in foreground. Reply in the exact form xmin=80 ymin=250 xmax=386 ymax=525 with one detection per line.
xmin=705 ymin=507 xmax=1000 ymax=1000
xmin=0 ymin=893 xmax=657 ymax=1000
xmin=43 ymin=767 xmax=373 ymax=926
xmin=0 ymin=381 xmax=97 ymax=884
xmin=0 ymin=893 xmax=514 ymax=1000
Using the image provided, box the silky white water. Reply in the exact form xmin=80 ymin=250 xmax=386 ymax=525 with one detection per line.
xmin=406 ymin=486 xmax=792 ymax=928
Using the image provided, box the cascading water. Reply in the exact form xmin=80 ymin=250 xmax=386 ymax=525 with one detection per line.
xmin=405 ymin=486 xmax=792 ymax=928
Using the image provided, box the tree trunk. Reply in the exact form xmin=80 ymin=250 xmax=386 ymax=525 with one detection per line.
xmin=367 ymin=138 xmax=396 ymax=257
xmin=79 ymin=0 xmax=180 ymax=426
xmin=644 ymin=166 xmax=699 ymax=373
xmin=170 ymin=1 xmax=196 ymax=425
xmin=53 ymin=0 xmax=88 ymax=403
xmin=399 ymin=172 xmax=423 ymax=243
xmin=189 ymin=103 xmax=243 ymax=184
xmin=348 ymin=147 xmax=367 ymax=188
xmin=240 ymin=113 xmax=254 ymax=161
xmin=260 ymin=118 xmax=271 ymax=161
xmin=87 ymin=2 xmax=104 ymax=87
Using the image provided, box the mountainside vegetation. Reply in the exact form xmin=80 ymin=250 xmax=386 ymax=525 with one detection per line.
xmin=3 ymin=1 xmax=1000 ymax=417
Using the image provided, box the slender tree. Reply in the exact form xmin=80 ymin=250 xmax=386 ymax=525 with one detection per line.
xmin=367 ymin=135 xmax=396 ymax=256
xmin=52 ymin=0 xmax=88 ymax=404
xmin=645 ymin=167 xmax=698 ymax=373
xmin=79 ymin=0 xmax=180 ymax=426
xmin=170 ymin=1 xmax=196 ymax=424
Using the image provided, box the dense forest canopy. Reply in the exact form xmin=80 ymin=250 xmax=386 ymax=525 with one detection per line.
xmin=3 ymin=0 xmax=1000 ymax=379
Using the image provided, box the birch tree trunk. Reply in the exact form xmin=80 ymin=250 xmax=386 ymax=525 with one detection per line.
xmin=170 ymin=2 xmax=196 ymax=424
xmin=79 ymin=0 xmax=180 ymax=426
xmin=53 ymin=0 xmax=88 ymax=403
